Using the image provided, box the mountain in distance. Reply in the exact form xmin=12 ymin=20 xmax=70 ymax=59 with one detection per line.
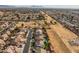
xmin=0 ymin=5 xmax=79 ymax=9
xmin=0 ymin=5 xmax=15 ymax=8
xmin=0 ymin=5 xmax=45 ymax=9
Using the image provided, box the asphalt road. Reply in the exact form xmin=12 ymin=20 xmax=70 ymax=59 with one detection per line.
xmin=23 ymin=29 xmax=33 ymax=53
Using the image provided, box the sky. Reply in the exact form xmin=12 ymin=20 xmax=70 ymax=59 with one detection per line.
xmin=0 ymin=0 xmax=79 ymax=9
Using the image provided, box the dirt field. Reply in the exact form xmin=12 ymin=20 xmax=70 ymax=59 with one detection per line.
xmin=41 ymin=11 xmax=79 ymax=53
